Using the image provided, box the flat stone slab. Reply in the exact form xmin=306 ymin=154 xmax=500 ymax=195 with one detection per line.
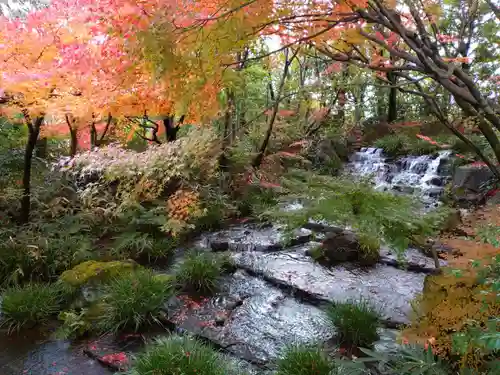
xmin=233 ymin=251 xmax=425 ymax=325
xmin=379 ymin=247 xmax=447 ymax=273
xmin=163 ymin=270 xmax=333 ymax=365
xmin=197 ymin=224 xmax=312 ymax=252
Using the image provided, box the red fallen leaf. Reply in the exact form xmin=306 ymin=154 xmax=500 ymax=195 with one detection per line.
xmin=455 ymin=153 xmax=466 ymax=158
xmin=101 ymin=352 xmax=128 ymax=364
xmin=486 ymin=188 xmax=500 ymax=197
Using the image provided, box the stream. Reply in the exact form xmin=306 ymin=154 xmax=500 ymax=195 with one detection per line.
xmin=0 ymin=148 xmax=454 ymax=374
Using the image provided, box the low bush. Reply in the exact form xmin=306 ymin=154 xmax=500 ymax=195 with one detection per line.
xmin=268 ymin=170 xmax=441 ymax=256
xmin=1 ymin=282 xmax=74 ymax=332
xmin=276 ymin=344 xmax=334 ymax=375
xmin=407 ymin=255 xmax=500 ymax=372
xmin=374 ymin=134 xmax=407 ymax=157
xmin=129 ymin=335 xmax=231 ymax=375
xmin=176 ymin=250 xmax=230 ymax=294
xmin=327 ymin=299 xmax=380 ymax=348
xmin=374 ymin=133 xmax=441 ymax=157
xmin=96 ymin=269 xmax=175 ymax=333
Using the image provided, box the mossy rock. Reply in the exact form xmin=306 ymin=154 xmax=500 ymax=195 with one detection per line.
xmin=59 ymin=260 xmax=139 ymax=288
xmin=153 ymin=273 xmax=176 ymax=285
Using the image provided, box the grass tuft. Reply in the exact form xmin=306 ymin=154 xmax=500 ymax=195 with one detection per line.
xmin=129 ymin=335 xmax=231 ymax=375
xmin=97 ymin=269 xmax=174 ymax=333
xmin=1 ymin=282 xmax=73 ymax=333
xmin=276 ymin=344 xmax=334 ymax=375
xmin=327 ymin=299 xmax=380 ymax=348
xmin=176 ymin=250 xmax=230 ymax=294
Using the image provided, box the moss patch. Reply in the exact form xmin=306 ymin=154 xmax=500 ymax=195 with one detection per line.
xmin=59 ymin=260 xmax=138 ymax=287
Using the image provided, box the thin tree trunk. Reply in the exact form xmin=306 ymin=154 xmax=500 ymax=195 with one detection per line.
xmin=65 ymin=114 xmax=78 ymax=156
xmin=253 ymin=48 xmax=298 ymax=168
xmin=21 ymin=114 xmax=43 ymax=223
xmin=387 ymin=71 xmax=398 ymax=123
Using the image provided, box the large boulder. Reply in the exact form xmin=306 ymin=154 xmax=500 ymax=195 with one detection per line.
xmin=306 ymin=230 xmax=380 ymax=266
xmin=451 ymin=164 xmax=495 ymax=206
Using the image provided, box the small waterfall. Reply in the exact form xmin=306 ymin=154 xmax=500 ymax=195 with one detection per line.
xmin=346 ymin=148 xmax=453 ymax=206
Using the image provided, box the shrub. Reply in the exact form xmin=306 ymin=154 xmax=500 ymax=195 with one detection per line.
xmin=129 ymin=335 xmax=231 ymax=375
xmin=407 ymin=255 xmax=500 ymax=371
xmin=269 ymin=170 xmax=439 ymax=256
xmin=96 ymin=269 xmax=175 ymax=333
xmin=374 ymin=134 xmax=407 ymax=157
xmin=1 ymin=282 xmax=73 ymax=332
xmin=374 ymin=133 xmax=441 ymax=157
xmin=327 ymin=299 xmax=380 ymax=348
xmin=276 ymin=344 xmax=334 ymax=375
xmin=0 ymin=226 xmax=98 ymax=286
xmin=176 ymin=250 xmax=229 ymax=294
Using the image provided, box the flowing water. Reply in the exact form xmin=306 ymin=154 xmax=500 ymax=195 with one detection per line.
xmin=346 ymin=147 xmax=453 ymax=207
xmin=0 ymin=149 xmax=449 ymax=374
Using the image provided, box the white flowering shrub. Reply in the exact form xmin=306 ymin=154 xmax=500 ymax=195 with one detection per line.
xmin=55 ymin=126 xmax=222 ymax=234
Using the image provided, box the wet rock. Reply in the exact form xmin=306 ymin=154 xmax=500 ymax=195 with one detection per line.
xmin=320 ymin=230 xmax=360 ymax=264
xmin=452 ymin=164 xmax=494 ymax=206
xmin=83 ymin=333 xmax=147 ymax=372
xmin=379 ymin=247 xmax=446 ymax=273
xmin=453 ymin=164 xmax=494 ymax=193
xmin=200 ymin=225 xmax=311 ymax=253
xmin=210 ymin=240 xmax=230 ymax=252
xmin=233 ymin=251 xmax=425 ymax=325
xmin=162 ymin=270 xmax=333 ymax=365
xmin=392 ymin=185 xmax=415 ymax=194
xmin=0 ymin=330 xmax=112 ymax=375
xmin=429 ymin=177 xmax=445 ymax=187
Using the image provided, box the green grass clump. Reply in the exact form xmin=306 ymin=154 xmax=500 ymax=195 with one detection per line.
xmin=276 ymin=344 xmax=334 ymax=375
xmin=357 ymin=233 xmax=381 ymax=265
xmin=374 ymin=133 xmax=440 ymax=157
xmin=97 ymin=269 xmax=174 ymax=333
xmin=1 ymin=282 xmax=73 ymax=332
xmin=176 ymin=250 xmax=230 ymax=294
xmin=327 ymin=299 xmax=380 ymax=348
xmin=129 ymin=335 xmax=231 ymax=375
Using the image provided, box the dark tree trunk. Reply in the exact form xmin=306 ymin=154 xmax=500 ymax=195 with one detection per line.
xmin=387 ymin=71 xmax=398 ymax=123
xmin=35 ymin=137 xmax=47 ymax=158
xmin=21 ymin=116 xmax=43 ymax=223
xmin=90 ymin=124 xmax=97 ymax=148
xmin=163 ymin=115 xmax=183 ymax=142
xmin=65 ymin=114 xmax=78 ymax=156
xmin=69 ymin=128 xmax=78 ymax=156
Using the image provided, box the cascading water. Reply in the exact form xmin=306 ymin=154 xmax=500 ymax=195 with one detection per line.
xmin=346 ymin=147 xmax=454 ymax=207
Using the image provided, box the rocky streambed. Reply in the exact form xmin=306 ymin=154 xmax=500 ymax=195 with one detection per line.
xmin=0 ymin=147 xmax=458 ymax=374
xmin=0 ymin=221 xmax=444 ymax=374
